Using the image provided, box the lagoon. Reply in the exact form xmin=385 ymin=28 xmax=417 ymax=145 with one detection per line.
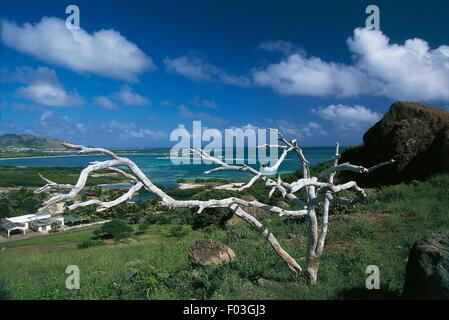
xmin=0 ymin=147 xmax=338 ymax=188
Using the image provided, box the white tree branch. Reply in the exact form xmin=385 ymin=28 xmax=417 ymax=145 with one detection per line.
xmin=37 ymin=130 xmax=395 ymax=285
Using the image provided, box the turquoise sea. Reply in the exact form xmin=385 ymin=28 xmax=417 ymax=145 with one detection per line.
xmin=0 ymin=147 xmax=338 ymax=188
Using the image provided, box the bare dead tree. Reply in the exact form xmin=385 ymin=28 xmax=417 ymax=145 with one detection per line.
xmin=36 ymin=129 xmax=394 ymax=285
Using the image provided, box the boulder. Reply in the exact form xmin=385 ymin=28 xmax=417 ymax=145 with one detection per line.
xmin=402 ymin=231 xmax=449 ymax=299
xmin=219 ymin=195 xmax=267 ymax=229
xmin=240 ymin=195 xmax=267 ymax=219
xmin=127 ymin=258 xmax=143 ymax=266
xmin=188 ymin=239 xmax=235 ymax=266
xmin=341 ymin=102 xmax=449 ymax=186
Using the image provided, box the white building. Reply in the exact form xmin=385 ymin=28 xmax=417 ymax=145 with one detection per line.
xmin=1 ymin=213 xmax=64 ymax=237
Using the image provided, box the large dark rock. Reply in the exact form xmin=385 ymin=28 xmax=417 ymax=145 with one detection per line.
xmin=188 ymin=239 xmax=235 ymax=266
xmin=402 ymin=232 xmax=449 ymax=299
xmin=341 ymin=102 xmax=449 ymax=186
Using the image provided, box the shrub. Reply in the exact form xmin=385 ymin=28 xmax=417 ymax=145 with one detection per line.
xmin=119 ymin=264 xmax=227 ymax=300
xmin=77 ymin=239 xmax=103 ymax=249
xmin=135 ymin=222 xmax=149 ymax=235
xmin=167 ymin=225 xmax=188 ymax=238
xmin=0 ymin=280 xmax=10 ymax=300
xmin=94 ymin=219 xmax=133 ymax=240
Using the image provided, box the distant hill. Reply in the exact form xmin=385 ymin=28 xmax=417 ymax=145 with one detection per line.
xmin=0 ymin=133 xmax=67 ymax=151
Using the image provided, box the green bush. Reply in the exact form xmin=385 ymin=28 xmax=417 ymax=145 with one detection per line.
xmin=0 ymin=188 xmax=45 ymax=219
xmin=0 ymin=280 xmax=10 ymax=300
xmin=94 ymin=219 xmax=133 ymax=240
xmin=135 ymin=223 xmax=149 ymax=234
xmin=77 ymin=239 xmax=103 ymax=249
xmin=167 ymin=225 xmax=188 ymax=238
xmin=119 ymin=264 xmax=228 ymax=300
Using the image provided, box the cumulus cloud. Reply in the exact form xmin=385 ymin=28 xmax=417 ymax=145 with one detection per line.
xmin=267 ymin=118 xmax=327 ymax=139
xmin=94 ymin=86 xmax=149 ymax=109
xmin=258 ymin=40 xmax=301 ymax=56
xmin=254 ymin=28 xmax=449 ymax=101
xmin=192 ymin=95 xmax=218 ymax=109
xmin=1 ymin=17 xmax=154 ymax=81
xmin=347 ymin=28 xmax=449 ymax=101
xmin=38 ymin=111 xmax=86 ymax=136
xmin=94 ymin=96 xmax=119 ymax=110
xmin=114 ymin=85 xmax=149 ymax=106
xmin=40 ymin=110 xmax=53 ymax=122
xmin=314 ymin=104 xmax=381 ymax=130
xmin=101 ymin=120 xmax=166 ymax=140
xmin=178 ymin=105 xmax=227 ymax=126
xmin=1 ymin=65 xmax=58 ymax=84
xmin=17 ymin=83 xmax=83 ymax=107
xmin=252 ymin=53 xmax=370 ymax=97
xmin=164 ymin=55 xmax=251 ymax=87
xmin=3 ymin=66 xmax=83 ymax=107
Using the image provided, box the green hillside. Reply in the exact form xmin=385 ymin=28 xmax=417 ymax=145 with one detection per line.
xmin=0 ymin=134 xmax=66 ymax=150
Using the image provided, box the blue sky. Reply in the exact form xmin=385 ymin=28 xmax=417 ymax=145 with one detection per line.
xmin=1 ymin=0 xmax=449 ymax=148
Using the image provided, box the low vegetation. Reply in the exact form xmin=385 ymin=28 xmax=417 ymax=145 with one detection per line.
xmin=0 ymin=189 xmax=45 ymax=219
xmin=94 ymin=219 xmax=134 ymax=240
xmin=0 ymin=166 xmax=129 ymax=187
xmin=1 ymin=174 xmax=448 ymax=299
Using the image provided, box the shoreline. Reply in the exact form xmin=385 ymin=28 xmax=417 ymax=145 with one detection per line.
xmin=0 ymin=151 xmax=169 ymax=161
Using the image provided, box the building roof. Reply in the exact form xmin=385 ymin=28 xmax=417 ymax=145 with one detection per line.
xmin=1 ymin=220 xmax=25 ymax=231
xmin=64 ymin=215 xmax=81 ymax=223
xmin=7 ymin=212 xmax=51 ymax=224
xmin=30 ymin=218 xmax=54 ymax=227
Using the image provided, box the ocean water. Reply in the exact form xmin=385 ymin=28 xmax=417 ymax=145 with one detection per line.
xmin=0 ymin=147 xmax=338 ymax=188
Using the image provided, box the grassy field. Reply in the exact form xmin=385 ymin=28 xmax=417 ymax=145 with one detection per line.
xmin=0 ymin=175 xmax=448 ymax=300
xmin=0 ymin=166 xmax=130 ymax=187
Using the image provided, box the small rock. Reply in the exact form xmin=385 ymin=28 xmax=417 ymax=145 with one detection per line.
xmin=225 ymin=215 xmax=243 ymax=228
xmin=126 ymin=269 xmax=139 ymax=282
xmin=127 ymin=258 xmax=143 ymax=266
xmin=119 ymin=238 xmax=138 ymax=245
xmin=276 ymin=201 xmax=290 ymax=209
xmin=257 ymin=278 xmax=276 ymax=287
xmin=403 ymin=231 xmax=449 ymax=299
xmin=188 ymin=239 xmax=235 ymax=267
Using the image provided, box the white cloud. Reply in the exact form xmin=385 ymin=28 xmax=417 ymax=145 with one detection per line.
xmin=17 ymin=83 xmax=83 ymax=107
xmin=76 ymin=122 xmax=86 ymax=133
xmin=38 ymin=111 xmax=86 ymax=135
xmin=102 ymin=120 xmax=166 ymax=140
xmin=1 ymin=17 xmax=154 ymax=81
xmin=40 ymin=110 xmax=53 ymax=121
xmin=4 ymin=66 xmax=83 ymax=107
xmin=254 ymin=28 xmax=449 ymax=101
xmin=314 ymin=104 xmax=381 ymax=130
xmin=94 ymin=86 xmax=149 ymax=109
xmin=347 ymin=28 xmax=449 ymax=101
xmin=192 ymin=95 xmax=218 ymax=109
xmin=94 ymin=96 xmax=119 ymax=110
xmin=252 ymin=53 xmax=369 ymax=97
xmin=259 ymin=40 xmax=300 ymax=56
xmin=178 ymin=104 xmax=195 ymax=118
xmin=178 ymin=105 xmax=227 ymax=126
xmin=1 ymin=66 xmax=58 ymax=84
xmin=300 ymin=122 xmax=327 ymax=137
xmin=267 ymin=118 xmax=327 ymax=139
xmin=164 ymin=55 xmax=251 ymax=87
xmin=114 ymin=85 xmax=149 ymax=106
